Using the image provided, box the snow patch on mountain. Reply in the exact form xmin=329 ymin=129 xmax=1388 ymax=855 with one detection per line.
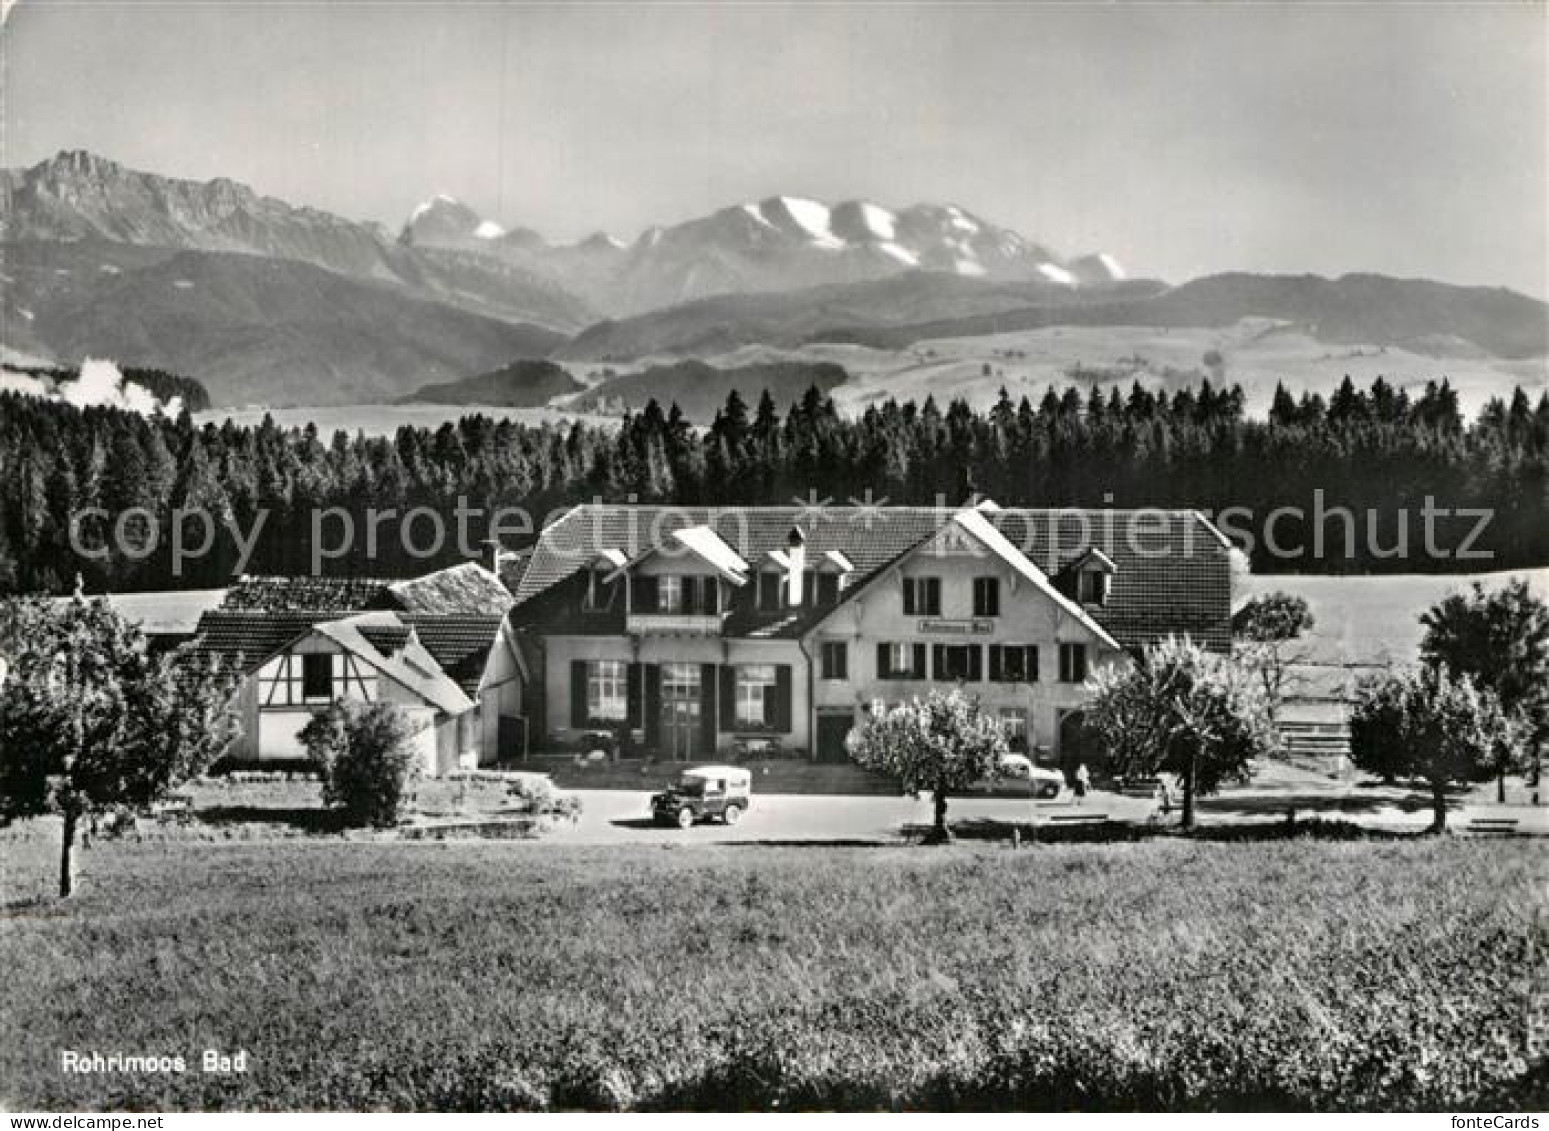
xmin=1038 ymin=263 xmax=1078 ymax=286
xmin=773 ymin=196 xmax=843 ymax=249
xmin=409 ymin=194 xmax=459 ymax=224
xmin=473 ymin=219 xmax=505 ymax=239
xmin=857 ymin=202 xmax=897 ymax=241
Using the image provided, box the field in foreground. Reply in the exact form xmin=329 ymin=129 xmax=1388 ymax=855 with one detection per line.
xmin=2 ymin=837 xmax=1544 ymax=1111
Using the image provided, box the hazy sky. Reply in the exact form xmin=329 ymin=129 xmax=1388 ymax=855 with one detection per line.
xmin=3 ymin=2 xmax=1545 ymax=295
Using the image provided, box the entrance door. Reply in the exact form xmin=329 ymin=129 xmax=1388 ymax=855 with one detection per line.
xmin=1057 ymin=709 xmax=1098 ymax=784
xmin=659 ymin=663 xmax=702 ymax=760
xmin=816 ymin=711 xmax=854 ymax=764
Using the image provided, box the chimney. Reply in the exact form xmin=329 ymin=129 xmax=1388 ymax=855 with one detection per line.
xmin=481 ymin=537 xmax=505 ymax=577
xmin=785 ymin=525 xmax=806 ymax=606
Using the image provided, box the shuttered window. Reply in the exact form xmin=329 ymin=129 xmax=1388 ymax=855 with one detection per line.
xmin=1059 ymin=643 xmax=1089 ymax=683
xmin=587 ymin=660 xmax=629 ymax=722
xmin=902 ymin=577 xmax=941 ymax=617
xmin=877 ymin=641 xmax=927 ymax=680
xmin=735 ymin=665 xmax=778 ymax=728
xmin=988 ymin=644 xmax=1039 ymax=683
xmin=973 ymin=577 xmax=1000 ymax=617
xmin=932 ymin=643 xmax=983 ymax=682
xmin=820 ymin=640 xmax=848 ymax=680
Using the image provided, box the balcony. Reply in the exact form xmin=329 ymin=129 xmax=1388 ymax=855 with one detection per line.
xmin=626 ymin=612 xmax=727 ymax=636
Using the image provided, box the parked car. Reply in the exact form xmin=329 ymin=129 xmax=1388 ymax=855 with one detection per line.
xmin=996 ymin=753 xmax=1065 ymax=800
xmin=651 ymin=765 xmax=752 ymax=828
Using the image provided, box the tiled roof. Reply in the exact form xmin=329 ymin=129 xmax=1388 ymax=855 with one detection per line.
xmin=510 ymin=504 xmax=1234 ymax=652
xmin=359 ymin=624 xmax=412 ymax=655
xmin=220 ymin=576 xmax=396 ymax=613
xmin=220 ymin=563 xmax=513 ymax=617
xmin=185 ymin=611 xmax=504 ymax=696
xmin=183 ymin=611 xmax=331 ymax=675
xmin=315 ymin=613 xmax=474 ymax=716
xmin=387 ymin=563 xmax=513 ymax=616
xmin=400 ymin=615 xmax=505 ymax=695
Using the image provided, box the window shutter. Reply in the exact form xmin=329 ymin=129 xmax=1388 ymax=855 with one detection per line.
xmin=700 ymin=664 xmax=718 ymax=748
xmin=927 ymin=578 xmax=941 ymax=615
xmin=988 ymin=645 xmax=1003 ymax=681
xmin=643 ymin=665 xmax=662 ymax=747
xmin=1027 ymin=646 xmax=1040 ymax=682
xmin=634 ymin=575 xmax=659 ymax=613
xmin=902 ymin=580 xmax=916 ymax=616
xmin=719 ymin=665 xmax=737 ymax=730
xmin=932 ymin=643 xmax=946 ymax=680
xmin=968 ymin=645 xmax=983 ymax=682
xmin=626 ymin=663 xmax=643 ymax=727
xmin=570 ymin=660 xmax=588 ymax=727
xmin=876 ymin=642 xmax=891 ymax=679
xmin=773 ymin=664 xmax=793 ymax=732
xmin=912 ymin=642 xmax=927 ymax=679
xmin=703 ymin=579 xmax=720 ymax=614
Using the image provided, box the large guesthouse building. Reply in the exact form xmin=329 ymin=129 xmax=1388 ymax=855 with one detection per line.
xmin=501 ymin=501 xmax=1235 ymax=766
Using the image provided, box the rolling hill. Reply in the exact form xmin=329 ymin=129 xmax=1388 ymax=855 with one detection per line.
xmin=398 ymin=359 xmax=585 ymax=407
xmin=815 ymin=273 xmax=1549 ymax=359
xmin=23 ymin=249 xmax=566 ymax=406
xmin=556 ymin=272 xmax=1163 ymax=361
xmin=565 ymin=359 xmax=849 ymax=421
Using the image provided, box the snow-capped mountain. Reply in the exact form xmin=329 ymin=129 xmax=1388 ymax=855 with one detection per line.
xmin=396 ymin=191 xmax=1125 ymax=313
xmin=1 ymin=152 xmax=598 ymax=331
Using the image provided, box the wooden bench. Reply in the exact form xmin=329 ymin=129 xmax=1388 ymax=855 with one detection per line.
xmin=150 ymin=793 xmax=194 ymax=822
xmin=1118 ymin=777 xmax=1166 ymax=799
xmin=1466 ymin=816 xmax=1520 ymax=835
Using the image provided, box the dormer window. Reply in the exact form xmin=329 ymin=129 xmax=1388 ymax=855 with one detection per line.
xmin=1072 ymin=547 xmax=1116 ymax=607
xmin=815 ymin=572 xmax=840 ymax=605
xmin=1078 ymin=571 xmax=1109 ymax=605
xmin=584 ymin=567 xmax=617 ymax=611
xmin=758 ymin=570 xmax=783 ymax=611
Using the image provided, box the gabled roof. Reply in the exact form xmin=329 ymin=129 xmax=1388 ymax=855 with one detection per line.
xmin=185 ymin=611 xmax=503 ymax=699
xmin=314 ymin=613 xmax=474 ymax=716
xmin=949 ymin=508 xmax=1120 ymax=650
xmin=509 ymin=504 xmax=1235 ymax=651
xmin=669 ymin=525 xmax=750 ymax=583
xmin=1067 ymin=546 xmax=1118 ymax=573
xmin=400 ymin=614 xmax=506 ymax=695
xmin=184 ymin=611 xmax=335 ymax=675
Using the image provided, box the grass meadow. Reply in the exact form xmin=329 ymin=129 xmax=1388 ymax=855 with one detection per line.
xmin=2 ymin=834 xmax=1545 ymax=1111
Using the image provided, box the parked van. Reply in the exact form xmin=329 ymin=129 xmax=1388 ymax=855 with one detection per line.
xmin=651 ymin=765 xmax=752 ymax=828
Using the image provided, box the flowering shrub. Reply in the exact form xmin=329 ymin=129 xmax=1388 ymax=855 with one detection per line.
xmin=299 ymin=700 xmax=420 ymax=829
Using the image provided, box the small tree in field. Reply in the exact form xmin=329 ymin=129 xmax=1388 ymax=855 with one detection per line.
xmin=0 ymin=593 xmax=237 ymax=897
xmin=1350 ymin=665 xmax=1520 ymax=832
xmin=300 ymin=699 xmax=421 ymax=828
xmin=846 ymin=689 xmax=1007 ymax=843
xmin=1085 ymin=636 xmax=1276 ymax=829
xmin=1232 ymin=591 xmax=1315 ymax=719
xmin=1420 ymin=580 xmax=1549 ymax=800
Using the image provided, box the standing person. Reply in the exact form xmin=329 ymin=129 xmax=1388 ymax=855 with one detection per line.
xmin=1075 ymin=763 xmax=1091 ymax=806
